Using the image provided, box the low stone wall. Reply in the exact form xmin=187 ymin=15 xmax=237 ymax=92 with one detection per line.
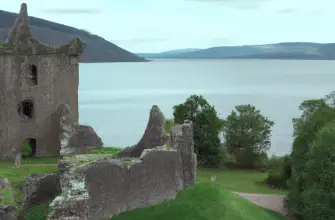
xmin=0 ymin=205 xmax=17 ymax=220
xmin=84 ymin=149 xmax=184 ymax=219
xmin=48 ymin=120 xmax=196 ymax=220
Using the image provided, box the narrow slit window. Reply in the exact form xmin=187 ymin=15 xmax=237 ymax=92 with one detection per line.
xmin=29 ymin=64 xmax=38 ymax=85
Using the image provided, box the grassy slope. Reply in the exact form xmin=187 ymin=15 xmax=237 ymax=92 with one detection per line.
xmin=112 ymin=182 xmax=287 ymax=220
xmin=197 ymin=168 xmax=286 ymax=195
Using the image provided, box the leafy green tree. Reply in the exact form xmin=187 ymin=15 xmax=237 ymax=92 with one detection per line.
xmin=173 ymin=95 xmax=223 ymax=167
xmin=222 ymin=104 xmax=274 ymax=168
xmin=324 ymin=90 xmax=335 ymax=107
xmin=286 ymin=94 xmax=335 ymax=215
xmin=292 ymin=99 xmax=326 ymax=136
xmin=300 ymin=120 xmax=335 ymax=220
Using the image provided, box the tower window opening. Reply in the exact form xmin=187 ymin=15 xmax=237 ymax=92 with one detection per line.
xmin=29 ymin=64 xmax=37 ymax=85
xmin=18 ymin=100 xmax=34 ymax=119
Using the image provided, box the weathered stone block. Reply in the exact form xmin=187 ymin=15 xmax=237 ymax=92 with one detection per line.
xmin=22 ymin=173 xmax=61 ymax=208
xmin=0 ymin=205 xmax=17 ymax=220
xmin=118 ymin=105 xmax=166 ymax=158
xmin=69 ymin=125 xmax=103 ymax=151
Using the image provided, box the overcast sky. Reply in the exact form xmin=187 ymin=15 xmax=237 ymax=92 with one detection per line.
xmin=3 ymin=0 xmax=334 ymax=53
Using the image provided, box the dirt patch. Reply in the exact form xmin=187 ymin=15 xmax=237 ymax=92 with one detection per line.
xmin=235 ymin=192 xmax=287 ymax=216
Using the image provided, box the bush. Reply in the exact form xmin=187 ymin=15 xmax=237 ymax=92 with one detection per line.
xmin=266 ymin=155 xmax=291 ymax=189
xmin=300 ymin=120 xmax=335 ymax=220
xmin=165 ymin=118 xmax=174 ymax=135
xmin=21 ymin=140 xmax=32 ymax=157
xmin=266 ymin=169 xmax=287 ymax=189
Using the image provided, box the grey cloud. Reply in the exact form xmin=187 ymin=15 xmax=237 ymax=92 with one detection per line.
xmin=43 ymin=8 xmax=101 ymax=14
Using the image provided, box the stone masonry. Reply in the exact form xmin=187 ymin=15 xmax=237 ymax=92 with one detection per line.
xmin=48 ymin=120 xmax=197 ymax=220
xmin=118 ymin=105 xmax=166 ymax=158
xmin=0 ymin=3 xmax=85 ymax=160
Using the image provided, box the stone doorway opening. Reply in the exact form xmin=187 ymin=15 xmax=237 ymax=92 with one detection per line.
xmin=21 ymin=138 xmax=37 ymax=157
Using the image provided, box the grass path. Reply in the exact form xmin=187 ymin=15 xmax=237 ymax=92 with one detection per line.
xmin=235 ymin=192 xmax=287 ymax=216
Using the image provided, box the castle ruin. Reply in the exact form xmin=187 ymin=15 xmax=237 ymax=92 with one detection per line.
xmin=0 ymin=3 xmax=85 ymax=160
xmin=0 ymin=4 xmax=197 ymax=220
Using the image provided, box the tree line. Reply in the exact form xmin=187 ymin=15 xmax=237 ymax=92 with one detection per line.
xmin=168 ymin=91 xmax=335 ymax=220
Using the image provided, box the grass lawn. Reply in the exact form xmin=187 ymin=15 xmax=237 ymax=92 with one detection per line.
xmin=85 ymin=146 xmax=121 ymax=156
xmin=21 ymin=157 xmax=59 ymax=165
xmin=112 ymin=182 xmax=287 ymax=220
xmin=197 ymin=168 xmax=286 ymax=195
xmin=0 ymin=159 xmax=58 ymax=207
xmin=22 ymin=202 xmax=50 ymax=220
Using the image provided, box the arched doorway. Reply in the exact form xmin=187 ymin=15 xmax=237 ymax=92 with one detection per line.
xmin=21 ymin=138 xmax=37 ymax=157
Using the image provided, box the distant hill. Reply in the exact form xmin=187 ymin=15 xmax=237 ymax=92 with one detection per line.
xmin=0 ymin=10 xmax=146 ymax=63
xmin=137 ymin=42 xmax=335 ymax=60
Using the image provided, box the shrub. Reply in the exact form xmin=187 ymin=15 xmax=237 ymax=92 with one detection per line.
xmin=266 ymin=155 xmax=291 ymax=189
xmin=266 ymin=168 xmax=287 ymax=189
xmin=165 ymin=118 xmax=174 ymax=135
xmin=21 ymin=140 xmax=32 ymax=157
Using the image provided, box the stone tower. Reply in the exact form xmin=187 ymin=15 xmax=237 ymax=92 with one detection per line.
xmin=0 ymin=3 xmax=85 ymax=160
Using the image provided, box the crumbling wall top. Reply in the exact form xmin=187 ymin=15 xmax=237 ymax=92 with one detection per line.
xmin=1 ymin=3 xmax=85 ymax=56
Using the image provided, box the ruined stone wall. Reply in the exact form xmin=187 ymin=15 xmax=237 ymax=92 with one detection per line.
xmin=118 ymin=105 xmax=167 ymax=158
xmin=0 ymin=54 xmax=80 ymax=159
xmin=48 ymin=120 xmax=196 ymax=220
xmin=18 ymin=55 xmax=79 ymax=157
xmin=0 ymin=205 xmax=17 ymax=220
xmin=0 ymin=3 xmax=85 ymax=159
xmin=84 ymin=150 xmax=183 ymax=219
xmin=0 ymin=3 xmax=84 ymax=160
xmin=0 ymin=55 xmax=21 ymax=160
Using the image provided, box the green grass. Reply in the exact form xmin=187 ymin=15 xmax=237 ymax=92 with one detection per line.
xmin=112 ymin=182 xmax=287 ymax=220
xmin=22 ymin=202 xmax=50 ymax=220
xmin=0 ymin=160 xmax=57 ymax=207
xmin=85 ymin=146 xmax=121 ymax=156
xmin=21 ymin=157 xmax=58 ymax=165
xmin=0 ymin=187 xmax=14 ymax=205
xmin=197 ymin=168 xmax=286 ymax=195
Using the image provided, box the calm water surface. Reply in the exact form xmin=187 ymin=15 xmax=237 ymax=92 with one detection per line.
xmin=79 ymin=59 xmax=335 ymax=156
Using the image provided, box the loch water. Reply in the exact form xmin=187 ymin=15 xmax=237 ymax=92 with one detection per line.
xmin=79 ymin=59 xmax=335 ymax=155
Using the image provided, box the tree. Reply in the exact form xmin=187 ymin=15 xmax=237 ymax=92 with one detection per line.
xmin=285 ymin=94 xmax=335 ymax=216
xmin=292 ymin=99 xmax=326 ymax=136
xmin=222 ymin=104 xmax=274 ymax=168
xmin=300 ymin=120 xmax=335 ymax=220
xmin=324 ymin=90 xmax=335 ymax=107
xmin=173 ymin=95 xmax=223 ymax=167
